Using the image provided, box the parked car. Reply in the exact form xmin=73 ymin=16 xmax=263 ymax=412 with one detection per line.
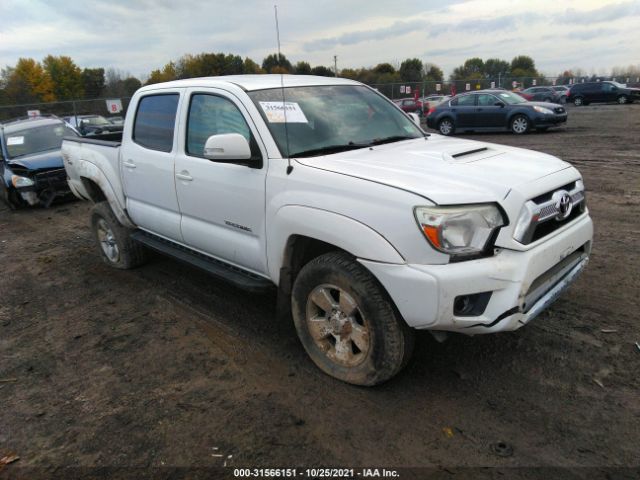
xmin=522 ymin=86 xmax=565 ymax=104
xmin=513 ymin=90 xmax=534 ymax=101
xmin=551 ymin=85 xmax=570 ymax=102
xmin=108 ymin=116 xmax=124 ymax=127
xmin=63 ymin=114 xmax=123 ymax=136
xmin=393 ymin=97 xmax=424 ymax=116
xmin=426 ymin=90 xmax=567 ymax=135
xmin=1 ymin=115 xmax=78 ymax=209
xmin=567 ymin=81 xmax=640 ymax=106
xmin=62 ymin=75 xmax=592 ymax=386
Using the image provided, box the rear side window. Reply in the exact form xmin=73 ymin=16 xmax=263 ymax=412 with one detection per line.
xmin=133 ymin=94 xmax=179 ymax=152
xmin=456 ymin=95 xmax=476 ymax=106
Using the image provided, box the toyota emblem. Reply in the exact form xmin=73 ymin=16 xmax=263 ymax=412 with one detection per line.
xmin=552 ymin=190 xmax=573 ymax=221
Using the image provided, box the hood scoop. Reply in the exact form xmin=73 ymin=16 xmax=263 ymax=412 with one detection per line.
xmin=444 ymin=146 xmax=503 ymax=164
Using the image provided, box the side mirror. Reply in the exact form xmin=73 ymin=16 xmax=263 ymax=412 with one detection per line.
xmin=494 ymin=102 xmax=505 ymax=107
xmin=407 ymin=112 xmax=421 ymax=126
xmin=203 ymin=133 xmax=251 ymax=161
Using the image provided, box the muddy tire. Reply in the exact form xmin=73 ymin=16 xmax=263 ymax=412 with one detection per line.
xmin=90 ymin=201 xmax=147 ymax=269
xmin=291 ymin=252 xmax=414 ymax=386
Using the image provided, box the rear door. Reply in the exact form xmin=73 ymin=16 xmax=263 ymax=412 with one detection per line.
xmin=452 ymin=94 xmax=476 ymax=128
xmin=120 ymin=90 xmax=184 ymax=241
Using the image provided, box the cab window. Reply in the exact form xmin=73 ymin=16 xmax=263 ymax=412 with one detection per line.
xmin=186 ymin=94 xmax=255 ymax=158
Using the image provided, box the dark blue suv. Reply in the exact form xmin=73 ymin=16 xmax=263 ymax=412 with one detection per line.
xmin=1 ymin=116 xmax=78 ymax=209
xmin=426 ymin=90 xmax=567 ymax=136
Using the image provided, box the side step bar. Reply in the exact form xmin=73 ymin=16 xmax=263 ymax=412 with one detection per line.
xmin=130 ymin=231 xmax=274 ymax=293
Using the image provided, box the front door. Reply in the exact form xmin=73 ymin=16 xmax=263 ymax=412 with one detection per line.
xmin=120 ymin=91 xmax=184 ymax=241
xmin=174 ymin=88 xmax=269 ymax=275
xmin=474 ymin=93 xmax=507 ymax=128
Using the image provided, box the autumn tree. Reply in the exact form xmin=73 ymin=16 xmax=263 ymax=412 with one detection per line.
xmin=243 ymin=58 xmax=263 ymax=74
xmin=2 ymin=58 xmax=55 ymax=104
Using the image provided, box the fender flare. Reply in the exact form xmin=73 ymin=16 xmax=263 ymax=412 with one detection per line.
xmin=76 ymin=160 xmax=136 ymax=228
xmin=267 ymin=205 xmax=405 ymax=283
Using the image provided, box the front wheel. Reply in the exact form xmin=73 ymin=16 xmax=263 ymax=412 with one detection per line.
xmin=617 ymin=95 xmax=628 ymax=105
xmin=511 ymin=115 xmax=530 ymax=134
xmin=291 ymin=252 xmax=414 ymax=386
xmin=438 ymin=118 xmax=455 ymax=136
xmin=91 ymin=202 xmax=147 ymax=269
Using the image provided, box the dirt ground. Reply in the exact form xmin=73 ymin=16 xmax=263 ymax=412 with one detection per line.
xmin=1 ymin=104 xmax=639 ymax=479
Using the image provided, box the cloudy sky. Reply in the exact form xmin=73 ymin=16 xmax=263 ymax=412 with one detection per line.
xmin=1 ymin=0 xmax=639 ymax=79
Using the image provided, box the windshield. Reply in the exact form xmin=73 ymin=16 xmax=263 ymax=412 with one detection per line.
xmin=3 ymin=123 xmax=77 ymax=159
xmin=495 ymin=91 xmax=527 ymax=104
xmin=610 ymin=81 xmax=627 ymax=88
xmin=82 ymin=116 xmax=111 ymax=126
xmin=248 ymin=85 xmax=424 ymax=157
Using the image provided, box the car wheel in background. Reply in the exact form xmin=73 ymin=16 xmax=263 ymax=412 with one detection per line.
xmin=617 ymin=95 xmax=628 ymax=105
xmin=574 ymin=97 xmax=584 ymax=106
xmin=291 ymin=252 xmax=415 ymax=386
xmin=511 ymin=115 xmax=530 ymax=134
xmin=90 ymin=201 xmax=147 ymax=269
xmin=438 ymin=118 xmax=455 ymax=136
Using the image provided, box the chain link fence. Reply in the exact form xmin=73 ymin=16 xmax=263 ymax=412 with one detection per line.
xmin=0 ymin=97 xmax=132 ymax=122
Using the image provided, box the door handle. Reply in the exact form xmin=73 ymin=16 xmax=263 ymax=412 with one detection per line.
xmin=176 ymin=171 xmax=193 ymax=182
xmin=123 ymin=159 xmax=136 ymax=169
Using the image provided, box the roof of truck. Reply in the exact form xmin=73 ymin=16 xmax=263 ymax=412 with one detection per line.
xmin=138 ymin=74 xmax=360 ymax=93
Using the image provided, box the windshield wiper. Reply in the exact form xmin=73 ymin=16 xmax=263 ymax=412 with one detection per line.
xmin=291 ymin=143 xmax=370 ymax=158
xmin=369 ymin=135 xmax=422 ymax=146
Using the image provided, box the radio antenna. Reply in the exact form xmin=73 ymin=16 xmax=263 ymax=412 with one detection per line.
xmin=274 ymin=5 xmax=293 ymax=174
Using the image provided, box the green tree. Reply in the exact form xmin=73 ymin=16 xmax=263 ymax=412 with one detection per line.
xmin=484 ymin=58 xmax=510 ymax=78
xmin=82 ymin=68 xmax=105 ymax=98
xmin=243 ymin=57 xmax=263 ymax=74
xmin=43 ymin=55 xmax=84 ymax=100
xmin=373 ymin=63 xmax=396 ymax=75
xmin=510 ymin=55 xmax=537 ymax=77
xmin=399 ymin=58 xmax=423 ymax=82
xmin=294 ymin=61 xmax=312 ymax=75
xmin=262 ymin=53 xmax=292 ymax=73
xmin=423 ymin=63 xmax=444 ymax=81
xmin=310 ymin=65 xmax=334 ymax=77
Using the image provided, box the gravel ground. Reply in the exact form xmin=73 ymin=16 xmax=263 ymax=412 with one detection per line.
xmin=1 ymin=104 xmax=639 ymax=480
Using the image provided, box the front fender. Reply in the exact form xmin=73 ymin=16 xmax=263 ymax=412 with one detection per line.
xmin=267 ymin=205 xmax=405 ymax=283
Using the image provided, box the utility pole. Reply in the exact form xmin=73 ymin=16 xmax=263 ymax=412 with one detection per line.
xmin=334 ymin=55 xmax=338 ymax=77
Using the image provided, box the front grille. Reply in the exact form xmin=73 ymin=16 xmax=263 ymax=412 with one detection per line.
xmin=34 ymin=168 xmax=68 ymax=190
xmin=515 ymin=182 xmax=586 ymax=245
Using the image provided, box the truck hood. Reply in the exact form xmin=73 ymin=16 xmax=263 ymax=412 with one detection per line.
xmin=7 ymin=150 xmax=64 ymax=172
xmin=295 ymin=136 xmax=572 ymax=204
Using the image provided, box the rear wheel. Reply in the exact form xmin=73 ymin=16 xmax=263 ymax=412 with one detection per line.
xmin=574 ymin=96 xmax=584 ymax=106
xmin=617 ymin=95 xmax=628 ymax=105
xmin=291 ymin=252 xmax=414 ymax=386
xmin=510 ymin=115 xmax=530 ymax=134
xmin=438 ymin=118 xmax=454 ymax=136
xmin=90 ymin=202 xmax=147 ymax=269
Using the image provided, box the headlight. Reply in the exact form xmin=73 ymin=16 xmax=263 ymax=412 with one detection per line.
xmin=414 ymin=204 xmax=506 ymax=258
xmin=11 ymin=175 xmax=35 ymax=188
xmin=533 ymin=106 xmax=554 ymax=115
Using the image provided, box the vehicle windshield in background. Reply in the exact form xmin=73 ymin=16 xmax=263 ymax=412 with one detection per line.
xmin=82 ymin=116 xmax=111 ymax=126
xmin=3 ymin=123 xmax=77 ymax=159
xmin=496 ymin=91 xmax=528 ymax=104
xmin=248 ymin=85 xmax=424 ymax=158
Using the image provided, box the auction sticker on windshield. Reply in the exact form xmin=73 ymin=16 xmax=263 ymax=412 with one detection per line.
xmin=259 ymin=101 xmax=308 ymax=123
xmin=7 ymin=136 xmax=24 ymax=146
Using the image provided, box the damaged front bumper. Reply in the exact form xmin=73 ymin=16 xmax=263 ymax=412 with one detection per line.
xmin=360 ymin=212 xmax=593 ymax=334
xmin=14 ymin=168 xmax=71 ymax=207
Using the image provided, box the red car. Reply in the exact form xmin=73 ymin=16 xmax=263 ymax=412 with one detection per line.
xmin=393 ymin=97 xmax=425 ymax=116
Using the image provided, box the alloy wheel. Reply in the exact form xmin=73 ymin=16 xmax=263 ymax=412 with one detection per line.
xmin=96 ymin=218 xmax=120 ymax=263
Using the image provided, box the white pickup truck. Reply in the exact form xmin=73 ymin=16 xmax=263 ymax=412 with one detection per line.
xmin=62 ymin=75 xmax=593 ymax=386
